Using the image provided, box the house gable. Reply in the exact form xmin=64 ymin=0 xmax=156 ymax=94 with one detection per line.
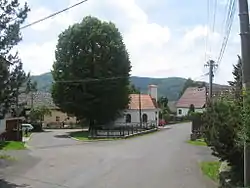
xmin=176 ymin=87 xmax=206 ymax=109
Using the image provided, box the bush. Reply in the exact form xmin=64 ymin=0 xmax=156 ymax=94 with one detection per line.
xmin=30 ymin=122 xmax=43 ymax=132
xmin=202 ymin=99 xmax=243 ymax=185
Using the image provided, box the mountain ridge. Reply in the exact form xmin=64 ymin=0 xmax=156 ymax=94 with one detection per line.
xmin=30 ymin=72 xmax=230 ymax=101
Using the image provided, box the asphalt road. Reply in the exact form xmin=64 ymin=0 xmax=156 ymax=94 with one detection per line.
xmin=0 ymin=123 xmax=217 ymax=188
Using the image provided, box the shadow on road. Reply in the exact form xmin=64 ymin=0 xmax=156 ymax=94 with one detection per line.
xmin=0 ymin=178 xmax=29 ymax=188
xmin=54 ymin=135 xmax=70 ymax=138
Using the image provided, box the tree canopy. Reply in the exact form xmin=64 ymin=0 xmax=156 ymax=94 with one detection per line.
xmin=129 ymin=84 xmax=140 ymax=94
xmin=228 ymin=55 xmax=242 ymax=102
xmin=179 ymin=78 xmax=205 ymax=97
xmin=51 ymin=16 xmax=131 ymax=127
xmin=0 ymin=1 xmax=30 ymax=118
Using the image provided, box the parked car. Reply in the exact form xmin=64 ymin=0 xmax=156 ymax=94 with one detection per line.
xmin=21 ymin=123 xmax=34 ymax=131
xmin=159 ymin=120 xmax=167 ymax=126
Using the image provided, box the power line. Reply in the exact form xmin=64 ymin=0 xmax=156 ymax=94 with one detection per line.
xmin=193 ymin=72 xmax=209 ymax=81
xmin=211 ymin=0 xmax=218 ymax=33
xmin=20 ymin=0 xmax=89 ymax=30
xmin=205 ymin=0 xmax=211 ymax=62
xmin=209 ymin=0 xmax=218 ymax=53
xmin=215 ymin=0 xmax=236 ymax=72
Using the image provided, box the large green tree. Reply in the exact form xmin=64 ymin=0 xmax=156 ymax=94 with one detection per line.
xmin=158 ymin=96 xmax=170 ymax=120
xmin=0 ymin=1 xmax=30 ymax=118
xmin=228 ymin=55 xmax=242 ymax=102
xmin=52 ymin=16 xmax=131 ymax=127
xmin=129 ymin=84 xmax=140 ymax=94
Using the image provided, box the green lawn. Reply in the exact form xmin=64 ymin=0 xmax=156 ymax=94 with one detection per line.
xmin=69 ymin=131 xmax=89 ymax=141
xmin=187 ymin=138 xmax=207 ymax=146
xmin=0 ymin=141 xmax=26 ymax=150
xmin=200 ymin=161 xmax=221 ymax=182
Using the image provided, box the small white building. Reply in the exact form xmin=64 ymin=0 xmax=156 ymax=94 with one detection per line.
xmin=115 ymin=85 xmax=160 ymax=127
xmin=176 ymin=87 xmax=206 ymax=117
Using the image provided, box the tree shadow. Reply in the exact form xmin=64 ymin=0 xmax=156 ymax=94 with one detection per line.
xmin=0 ymin=178 xmax=29 ymax=188
xmin=53 ymin=135 xmax=70 ymax=138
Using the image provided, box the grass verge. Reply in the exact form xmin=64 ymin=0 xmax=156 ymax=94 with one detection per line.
xmin=187 ymin=138 xmax=207 ymax=146
xmin=0 ymin=154 xmax=16 ymax=161
xmin=0 ymin=141 xmax=26 ymax=150
xmin=200 ymin=161 xmax=221 ymax=182
xmin=69 ymin=131 xmax=120 ymax=141
xmin=22 ymin=131 xmax=32 ymax=138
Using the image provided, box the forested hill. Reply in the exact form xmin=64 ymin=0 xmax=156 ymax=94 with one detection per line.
xmin=30 ymin=72 xmax=229 ymax=101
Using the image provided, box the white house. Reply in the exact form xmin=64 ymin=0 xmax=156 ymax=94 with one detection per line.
xmin=0 ymin=119 xmax=5 ymax=135
xmin=115 ymin=85 xmax=160 ymax=127
xmin=176 ymin=87 xmax=206 ymax=117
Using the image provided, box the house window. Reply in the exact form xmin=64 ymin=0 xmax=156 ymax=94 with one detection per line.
xmin=56 ymin=116 xmax=60 ymax=122
xmin=178 ymin=109 xmax=182 ymax=115
xmin=125 ymin=114 xmax=131 ymax=123
xmin=142 ymin=114 xmax=148 ymax=123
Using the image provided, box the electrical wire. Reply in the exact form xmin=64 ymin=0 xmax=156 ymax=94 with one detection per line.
xmin=211 ymin=0 xmax=218 ymax=33
xmin=215 ymin=0 xmax=236 ymax=68
xmin=193 ymin=72 xmax=209 ymax=81
xmin=204 ymin=0 xmax=211 ymax=62
xmin=209 ymin=0 xmax=218 ymax=53
xmin=20 ymin=0 xmax=89 ymax=30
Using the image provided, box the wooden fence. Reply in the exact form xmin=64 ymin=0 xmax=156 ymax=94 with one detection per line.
xmin=190 ymin=113 xmax=203 ymax=141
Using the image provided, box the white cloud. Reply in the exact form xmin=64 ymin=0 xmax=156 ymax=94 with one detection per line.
xmin=18 ymin=41 xmax=57 ymax=74
xmin=18 ymin=0 xmax=239 ymax=84
xmin=26 ymin=7 xmax=53 ymax=31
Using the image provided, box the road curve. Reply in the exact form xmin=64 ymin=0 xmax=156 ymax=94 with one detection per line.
xmin=1 ymin=123 xmax=217 ymax=188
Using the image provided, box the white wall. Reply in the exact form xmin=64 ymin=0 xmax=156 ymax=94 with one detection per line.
xmin=176 ymin=108 xmax=205 ymax=117
xmin=115 ymin=109 xmax=159 ymax=126
xmin=148 ymin=85 xmax=158 ymax=102
xmin=0 ymin=119 xmax=6 ymax=134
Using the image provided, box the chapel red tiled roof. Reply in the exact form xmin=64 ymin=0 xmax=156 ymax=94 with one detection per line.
xmin=129 ymin=94 xmax=157 ymax=110
xmin=176 ymin=87 xmax=206 ymax=108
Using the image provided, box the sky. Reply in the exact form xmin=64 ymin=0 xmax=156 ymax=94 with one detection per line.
xmin=16 ymin=0 xmax=242 ymax=85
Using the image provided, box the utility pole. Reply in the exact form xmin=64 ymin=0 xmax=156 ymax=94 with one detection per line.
xmin=238 ymin=0 xmax=250 ymax=186
xmin=205 ymin=60 xmax=218 ymax=101
xmin=138 ymin=88 xmax=142 ymax=127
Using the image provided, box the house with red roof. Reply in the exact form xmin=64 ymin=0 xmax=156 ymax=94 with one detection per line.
xmin=115 ymin=85 xmax=160 ymax=127
xmin=176 ymin=87 xmax=207 ymax=117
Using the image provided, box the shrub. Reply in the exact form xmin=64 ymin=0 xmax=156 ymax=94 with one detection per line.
xmin=202 ymin=98 xmax=243 ymax=185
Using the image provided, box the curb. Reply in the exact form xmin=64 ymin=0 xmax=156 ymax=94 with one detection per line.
xmin=23 ymin=133 xmax=33 ymax=149
xmin=68 ymin=135 xmax=122 ymax=142
xmin=124 ymin=128 xmax=158 ymax=138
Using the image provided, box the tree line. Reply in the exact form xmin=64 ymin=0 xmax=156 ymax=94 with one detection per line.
xmin=200 ymin=55 xmax=245 ymax=186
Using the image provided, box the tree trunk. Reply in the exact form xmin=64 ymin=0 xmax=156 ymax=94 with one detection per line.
xmin=89 ymin=119 xmax=94 ymax=137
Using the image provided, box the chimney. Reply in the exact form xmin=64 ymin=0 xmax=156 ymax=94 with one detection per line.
xmin=148 ymin=85 xmax=158 ymax=102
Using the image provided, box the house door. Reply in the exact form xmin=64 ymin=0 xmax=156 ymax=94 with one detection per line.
xmin=142 ymin=114 xmax=148 ymax=123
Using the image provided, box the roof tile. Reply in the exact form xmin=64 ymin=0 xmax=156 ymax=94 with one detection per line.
xmin=176 ymin=87 xmax=206 ymax=108
xmin=129 ymin=94 xmax=157 ymax=110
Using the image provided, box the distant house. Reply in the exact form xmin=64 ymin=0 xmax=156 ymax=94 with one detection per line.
xmin=176 ymin=87 xmax=207 ymax=117
xmin=19 ymin=92 xmax=76 ymax=126
xmin=114 ymin=85 xmax=160 ymax=126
